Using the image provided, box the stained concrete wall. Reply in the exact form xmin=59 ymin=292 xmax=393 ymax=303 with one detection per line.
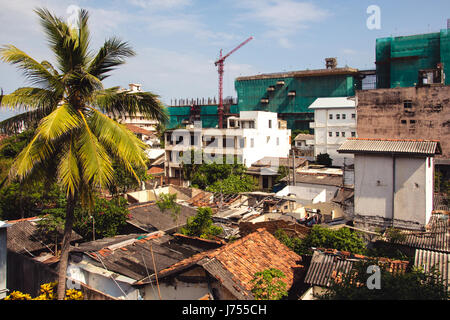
xmin=354 ymin=154 xmax=433 ymax=229
xmin=356 ymin=85 xmax=450 ymax=160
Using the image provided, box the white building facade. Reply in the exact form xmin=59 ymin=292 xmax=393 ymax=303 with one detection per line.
xmin=113 ymin=83 xmax=160 ymax=132
xmin=338 ymin=139 xmax=441 ymax=231
xmin=164 ymin=111 xmax=291 ymax=179
xmin=309 ymin=97 xmax=357 ymax=167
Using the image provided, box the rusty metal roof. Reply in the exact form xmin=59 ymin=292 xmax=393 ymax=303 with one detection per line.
xmin=414 ymin=249 xmax=449 ymax=289
xmin=337 ymin=138 xmax=442 ymax=156
xmin=304 ymin=248 xmax=409 ymax=287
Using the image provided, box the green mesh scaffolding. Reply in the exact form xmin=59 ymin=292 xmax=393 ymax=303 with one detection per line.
xmin=376 ymin=31 xmax=449 ymax=88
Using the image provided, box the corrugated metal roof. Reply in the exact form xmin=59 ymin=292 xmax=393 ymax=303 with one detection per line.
xmin=308 ymin=97 xmax=356 ymax=109
xmin=338 ymin=138 xmax=442 ymax=156
xmin=414 ymin=249 xmax=449 ymax=289
xmin=304 ymin=251 xmax=354 ymax=287
xmin=304 ymin=249 xmax=409 ymax=287
xmin=392 ymin=214 xmax=450 ymax=252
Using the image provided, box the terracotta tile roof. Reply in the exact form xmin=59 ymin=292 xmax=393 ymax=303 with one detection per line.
xmin=294 ymin=134 xmax=315 ymax=141
xmin=147 ymin=167 xmax=164 ymax=175
xmin=338 ymin=138 xmax=442 ymax=156
xmin=304 ymin=248 xmax=409 ymax=287
xmin=125 ymin=124 xmax=155 ymax=136
xmin=136 ymin=228 xmax=303 ymax=299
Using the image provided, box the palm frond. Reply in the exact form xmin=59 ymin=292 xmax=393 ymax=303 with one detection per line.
xmin=38 ymin=103 xmax=82 ymax=141
xmin=34 ymin=8 xmax=89 ymax=75
xmin=75 ymin=110 xmax=113 ymax=188
xmin=57 ymin=140 xmax=80 ymax=197
xmin=88 ymin=37 xmax=135 ymax=80
xmin=88 ymin=107 xmax=147 ymax=182
xmin=0 ymin=45 xmax=63 ymax=90
xmin=9 ymin=133 xmax=54 ymax=180
xmin=0 ymin=87 xmax=60 ymax=110
xmin=93 ymin=88 xmax=168 ymax=124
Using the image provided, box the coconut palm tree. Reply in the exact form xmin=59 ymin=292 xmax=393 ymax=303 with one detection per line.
xmin=0 ymin=8 xmax=168 ymax=299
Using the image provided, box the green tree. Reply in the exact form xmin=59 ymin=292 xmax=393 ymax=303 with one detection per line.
xmin=251 ymin=268 xmax=288 ymax=300
xmin=0 ymin=8 xmax=167 ymax=299
xmin=316 ymin=153 xmax=332 ymax=167
xmin=38 ymin=194 xmax=129 ymax=241
xmin=275 ymin=225 xmax=367 ymax=256
xmin=318 ymin=261 xmax=449 ymax=300
xmin=180 ymin=207 xmax=222 ymax=239
xmin=206 ymin=174 xmax=256 ymax=194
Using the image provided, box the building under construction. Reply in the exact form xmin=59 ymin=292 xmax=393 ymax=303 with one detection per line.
xmin=166 ymin=28 xmax=450 ymax=131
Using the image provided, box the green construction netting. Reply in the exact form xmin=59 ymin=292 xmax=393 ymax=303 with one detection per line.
xmin=376 ymin=32 xmax=446 ymax=88
xmin=235 ymin=74 xmax=357 ymax=130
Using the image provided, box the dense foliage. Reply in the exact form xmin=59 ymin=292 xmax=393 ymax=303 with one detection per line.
xmin=37 ymin=192 xmax=129 ymax=241
xmin=251 ymin=268 xmax=288 ymax=300
xmin=206 ymin=173 xmax=256 ymax=194
xmin=275 ymin=225 xmax=367 ymax=255
xmin=180 ymin=207 xmax=222 ymax=239
xmin=317 ymin=261 xmax=449 ymax=300
xmin=316 ymin=153 xmax=333 ymax=167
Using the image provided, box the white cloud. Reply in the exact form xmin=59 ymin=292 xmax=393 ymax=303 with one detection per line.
xmin=108 ymin=47 xmax=255 ymax=103
xmin=127 ymin=0 xmax=192 ymax=10
xmin=235 ymin=0 xmax=330 ymax=46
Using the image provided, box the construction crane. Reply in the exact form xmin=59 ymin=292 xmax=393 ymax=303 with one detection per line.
xmin=214 ymin=36 xmax=253 ymax=128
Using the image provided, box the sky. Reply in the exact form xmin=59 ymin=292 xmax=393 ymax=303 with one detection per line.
xmin=0 ymin=0 xmax=450 ymax=114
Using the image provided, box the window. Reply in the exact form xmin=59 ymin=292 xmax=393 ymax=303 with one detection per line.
xmin=249 ymin=121 xmax=255 ymax=129
xmin=336 ymin=114 xmax=340 ymax=120
xmin=336 ymin=132 xmax=340 ymax=137
xmin=342 ymin=114 xmax=346 ymax=120
xmin=404 ymin=100 xmax=413 ymax=109
xmin=410 ymin=119 xmax=416 ymax=124
xmin=268 ymin=120 xmax=272 ymax=128
xmin=329 ymin=132 xmax=332 ymax=137
xmin=329 ymin=114 xmax=333 ymax=120
xmin=341 ymin=132 xmax=346 ymax=137
xmin=351 ymin=113 xmax=356 ymax=119
xmin=401 ymin=120 xmax=407 ymax=124
xmin=276 ymin=137 xmax=280 ymax=146
xmin=251 ymin=138 xmax=254 ymax=148
xmin=267 ymin=136 xmax=270 ymax=143
xmin=351 ymin=132 xmax=356 ymax=137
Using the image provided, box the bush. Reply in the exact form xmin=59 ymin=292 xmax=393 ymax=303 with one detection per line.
xmin=180 ymin=207 xmax=222 ymax=239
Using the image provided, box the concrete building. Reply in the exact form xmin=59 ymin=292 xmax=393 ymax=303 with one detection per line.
xmin=309 ymin=97 xmax=357 ymax=167
xmin=113 ymin=83 xmax=160 ymax=132
xmin=338 ymin=138 xmax=442 ymax=231
xmin=356 ymin=85 xmax=450 ymax=161
xmin=164 ymin=111 xmax=291 ymax=179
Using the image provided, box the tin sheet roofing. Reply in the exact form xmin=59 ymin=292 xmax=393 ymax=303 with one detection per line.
xmin=338 ymin=138 xmax=442 ymax=156
xmin=414 ymin=249 xmax=449 ymax=289
xmin=391 ymin=214 xmax=450 ymax=252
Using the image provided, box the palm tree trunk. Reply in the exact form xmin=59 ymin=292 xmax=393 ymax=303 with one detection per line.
xmin=57 ymin=193 xmax=76 ymax=300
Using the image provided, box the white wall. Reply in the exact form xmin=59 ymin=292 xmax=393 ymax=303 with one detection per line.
xmin=354 ymin=154 xmax=432 ymax=228
xmin=354 ymin=154 xmax=393 ymax=220
xmin=277 ymin=184 xmax=338 ymax=203
xmin=310 ymin=107 xmax=356 ymax=167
